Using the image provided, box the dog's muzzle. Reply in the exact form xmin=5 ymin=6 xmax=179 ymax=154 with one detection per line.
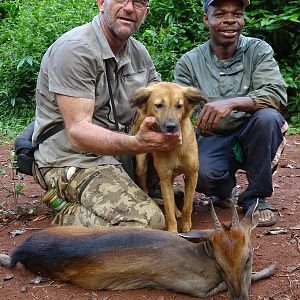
xmin=160 ymin=121 xmax=179 ymax=134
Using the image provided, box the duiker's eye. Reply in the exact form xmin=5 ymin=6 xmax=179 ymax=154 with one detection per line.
xmin=155 ymin=103 xmax=163 ymax=109
xmin=176 ymin=103 xmax=183 ymax=109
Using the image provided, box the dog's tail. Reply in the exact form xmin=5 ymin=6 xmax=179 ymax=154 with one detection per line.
xmin=0 ymin=253 xmax=14 ymax=268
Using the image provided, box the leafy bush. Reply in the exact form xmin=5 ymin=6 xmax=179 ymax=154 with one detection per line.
xmin=243 ymin=0 xmax=300 ymax=125
xmin=0 ymin=0 xmax=97 ymax=137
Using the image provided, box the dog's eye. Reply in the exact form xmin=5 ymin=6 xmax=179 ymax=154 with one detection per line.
xmin=176 ymin=103 xmax=183 ymax=109
xmin=155 ymin=103 xmax=163 ymax=109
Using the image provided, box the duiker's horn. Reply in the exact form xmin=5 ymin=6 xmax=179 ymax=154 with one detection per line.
xmin=231 ymin=200 xmax=240 ymax=228
xmin=210 ymin=202 xmax=221 ymax=231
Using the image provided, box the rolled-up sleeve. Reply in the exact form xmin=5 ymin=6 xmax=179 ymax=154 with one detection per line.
xmin=248 ymin=42 xmax=287 ymax=111
xmin=48 ymin=40 xmax=99 ymax=100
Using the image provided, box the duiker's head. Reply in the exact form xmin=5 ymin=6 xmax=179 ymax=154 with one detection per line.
xmin=180 ymin=201 xmax=259 ymax=300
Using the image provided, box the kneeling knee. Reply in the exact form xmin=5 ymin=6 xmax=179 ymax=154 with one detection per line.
xmin=148 ymin=203 xmax=166 ymax=230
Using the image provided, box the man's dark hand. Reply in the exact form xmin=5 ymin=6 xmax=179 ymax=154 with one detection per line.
xmin=196 ymin=100 xmax=234 ymax=133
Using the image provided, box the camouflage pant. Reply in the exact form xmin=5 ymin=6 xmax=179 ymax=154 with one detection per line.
xmin=39 ymin=165 xmax=165 ymax=229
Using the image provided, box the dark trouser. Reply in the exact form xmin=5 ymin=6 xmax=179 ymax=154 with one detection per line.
xmin=196 ymin=108 xmax=287 ymax=209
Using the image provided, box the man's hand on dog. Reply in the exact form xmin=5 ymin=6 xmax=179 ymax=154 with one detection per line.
xmin=134 ymin=116 xmax=182 ymax=153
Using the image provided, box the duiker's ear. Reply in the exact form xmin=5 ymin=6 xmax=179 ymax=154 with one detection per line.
xmin=179 ymin=229 xmax=214 ymax=243
xmin=184 ymin=86 xmax=208 ymax=108
xmin=240 ymin=200 xmax=260 ymax=231
xmin=129 ymin=87 xmax=151 ymax=109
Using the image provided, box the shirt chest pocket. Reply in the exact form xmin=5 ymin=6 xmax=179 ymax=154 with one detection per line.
xmin=121 ymin=69 xmax=148 ymax=98
xmin=219 ymin=63 xmax=251 ymax=97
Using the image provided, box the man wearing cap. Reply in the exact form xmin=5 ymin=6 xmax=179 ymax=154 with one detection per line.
xmin=175 ymin=0 xmax=288 ymax=226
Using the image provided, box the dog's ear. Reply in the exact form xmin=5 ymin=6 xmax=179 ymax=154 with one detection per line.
xmin=184 ymin=87 xmax=208 ymax=108
xmin=129 ymin=87 xmax=152 ymax=109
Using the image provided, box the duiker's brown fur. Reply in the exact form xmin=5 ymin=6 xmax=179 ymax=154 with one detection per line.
xmin=130 ymin=82 xmax=208 ymax=232
xmin=0 ymin=203 xmax=277 ymax=299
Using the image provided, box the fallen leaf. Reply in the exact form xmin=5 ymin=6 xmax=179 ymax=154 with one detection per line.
xmin=30 ymin=275 xmax=51 ymax=284
xmin=285 ymin=265 xmax=300 ymax=273
xmin=28 ymin=195 xmax=41 ymax=199
xmin=4 ymin=273 xmax=14 ymax=281
xmin=264 ymin=227 xmax=289 ymax=235
xmin=9 ymin=227 xmax=26 ymax=237
xmin=287 ymin=164 xmax=294 ymax=169
xmin=32 ymin=215 xmax=47 ymax=222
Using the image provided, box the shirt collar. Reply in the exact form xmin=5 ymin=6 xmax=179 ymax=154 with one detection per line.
xmin=200 ymin=35 xmax=248 ymax=67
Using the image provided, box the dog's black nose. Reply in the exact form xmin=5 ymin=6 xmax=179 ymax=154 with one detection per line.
xmin=165 ymin=122 xmax=178 ymax=133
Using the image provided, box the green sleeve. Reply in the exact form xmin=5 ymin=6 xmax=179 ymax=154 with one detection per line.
xmin=174 ymin=54 xmax=195 ymax=87
xmin=248 ymin=42 xmax=288 ymax=111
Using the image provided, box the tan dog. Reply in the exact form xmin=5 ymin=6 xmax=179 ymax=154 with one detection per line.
xmin=130 ymin=82 xmax=208 ymax=232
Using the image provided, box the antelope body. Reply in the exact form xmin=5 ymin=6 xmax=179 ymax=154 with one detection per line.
xmin=0 ymin=203 xmax=276 ymax=299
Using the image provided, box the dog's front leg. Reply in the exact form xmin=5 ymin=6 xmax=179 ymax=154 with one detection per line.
xmin=135 ymin=153 xmax=148 ymax=194
xmin=160 ymin=177 xmax=178 ymax=232
xmin=181 ymin=173 xmax=198 ymax=232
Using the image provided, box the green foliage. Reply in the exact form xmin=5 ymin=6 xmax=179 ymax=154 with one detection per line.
xmin=0 ymin=0 xmax=299 ymax=134
xmin=243 ymin=0 xmax=300 ymax=123
xmin=6 ymin=182 xmax=25 ymax=198
xmin=0 ymin=98 xmax=35 ymax=142
xmin=288 ymin=113 xmax=300 ymax=134
xmin=0 ymin=149 xmax=24 ymax=205
xmin=0 ymin=0 xmax=97 ymax=136
xmin=0 ymin=0 xmax=20 ymax=21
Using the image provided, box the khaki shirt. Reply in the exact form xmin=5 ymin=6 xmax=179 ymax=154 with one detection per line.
xmin=33 ymin=14 xmax=160 ymax=168
xmin=174 ymin=35 xmax=287 ymax=134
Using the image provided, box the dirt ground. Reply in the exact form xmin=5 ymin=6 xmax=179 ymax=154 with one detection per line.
xmin=0 ymin=134 xmax=299 ymax=300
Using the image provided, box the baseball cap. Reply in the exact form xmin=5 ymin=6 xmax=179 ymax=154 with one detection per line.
xmin=204 ymin=0 xmax=250 ymax=13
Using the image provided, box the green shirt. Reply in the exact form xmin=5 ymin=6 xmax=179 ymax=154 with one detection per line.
xmin=174 ymin=35 xmax=287 ymax=134
xmin=33 ymin=14 xmax=160 ymax=168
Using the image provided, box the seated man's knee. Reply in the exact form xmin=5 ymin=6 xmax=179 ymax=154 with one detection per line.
xmin=252 ymin=108 xmax=285 ymax=128
xmin=197 ymin=166 xmax=209 ymax=192
xmin=197 ymin=167 xmax=234 ymax=198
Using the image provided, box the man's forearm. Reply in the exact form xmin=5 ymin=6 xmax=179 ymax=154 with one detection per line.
xmin=229 ymin=96 xmax=255 ymax=113
xmin=68 ymin=121 xmax=139 ymax=155
xmin=67 ymin=118 xmax=182 ymax=156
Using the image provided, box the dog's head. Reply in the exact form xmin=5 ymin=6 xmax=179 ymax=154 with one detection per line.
xmin=130 ymin=82 xmax=208 ymax=134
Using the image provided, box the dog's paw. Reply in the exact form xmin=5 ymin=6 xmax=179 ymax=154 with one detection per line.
xmin=166 ymin=221 xmax=179 ymax=232
xmin=181 ymin=221 xmax=192 ymax=233
xmin=167 ymin=227 xmax=179 ymax=233
xmin=175 ymin=207 xmax=182 ymax=219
